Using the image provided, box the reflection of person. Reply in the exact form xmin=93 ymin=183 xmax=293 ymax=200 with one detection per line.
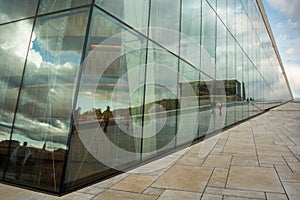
xmin=10 ymin=141 xmax=31 ymax=180
xmin=211 ymin=102 xmax=216 ymax=114
xmin=73 ymin=107 xmax=81 ymax=133
xmin=218 ymin=102 xmax=222 ymax=115
xmin=103 ymin=106 xmax=113 ymax=132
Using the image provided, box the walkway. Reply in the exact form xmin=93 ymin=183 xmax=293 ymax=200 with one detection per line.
xmin=1 ymin=102 xmax=299 ymax=200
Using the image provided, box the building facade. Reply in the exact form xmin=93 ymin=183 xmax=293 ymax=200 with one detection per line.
xmin=0 ymin=0 xmax=292 ymax=194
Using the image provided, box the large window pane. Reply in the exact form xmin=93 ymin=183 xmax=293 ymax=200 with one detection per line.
xmin=178 ymin=60 xmax=200 ymax=146
xmin=149 ymin=0 xmax=180 ymax=55
xmin=202 ymin=0 xmax=216 ymax=77
xmin=0 ymin=19 xmax=34 ymax=179
xmin=181 ymin=0 xmax=201 ymax=44
xmin=66 ymin=8 xmax=146 ymax=189
xmin=226 ymin=33 xmax=236 ymax=126
xmin=5 ymin=8 xmax=90 ymax=192
xmin=142 ymin=43 xmax=178 ymax=159
xmin=236 ymin=45 xmax=244 ymax=122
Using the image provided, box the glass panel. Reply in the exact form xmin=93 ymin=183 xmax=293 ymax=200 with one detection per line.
xmin=201 ymin=0 xmax=216 ymax=77
xmin=149 ymin=0 xmax=180 ymax=55
xmin=178 ymin=60 xmax=200 ymax=145
xmin=243 ymin=54 xmax=249 ymax=119
xmin=5 ymin=8 xmax=90 ymax=192
xmin=217 ymin=0 xmax=226 ymax=25
xmin=66 ymin=8 xmax=146 ymax=189
xmin=216 ymin=18 xmax=226 ymax=81
xmin=227 ymin=0 xmax=236 ymax=36
xmin=96 ymin=0 xmax=149 ymax=33
xmin=142 ymin=43 xmax=178 ymax=160
xmin=199 ymin=74 xmax=211 ymax=136
xmin=38 ymin=0 xmax=92 ymax=15
xmin=181 ymin=0 xmax=201 ymax=44
xmin=235 ymin=0 xmax=243 ymax=46
xmin=0 ymin=19 xmax=34 ymax=179
xmin=0 ymin=0 xmax=38 ymax=24
xmin=226 ymin=33 xmax=236 ymax=126
xmin=236 ymin=45 xmax=244 ymax=122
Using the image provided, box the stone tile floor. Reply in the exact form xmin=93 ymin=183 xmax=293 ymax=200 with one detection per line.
xmin=1 ymin=102 xmax=299 ymax=200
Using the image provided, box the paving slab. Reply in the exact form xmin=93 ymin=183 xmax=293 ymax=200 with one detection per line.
xmin=227 ymin=166 xmax=284 ymax=193
xmin=152 ymin=165 xmax=213 ymax=192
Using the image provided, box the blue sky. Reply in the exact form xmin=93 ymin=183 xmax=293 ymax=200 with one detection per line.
xmin=262 ymin=0 xmax=300 ymax=99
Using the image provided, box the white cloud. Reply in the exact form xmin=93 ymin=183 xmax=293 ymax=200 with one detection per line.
xmin=267 ymin=0 xmax=300 ymax=21
xmin=286 ymin=48 xmax=296 ymax=55
xmin=284 ymin=63 xmax=300 ymax=98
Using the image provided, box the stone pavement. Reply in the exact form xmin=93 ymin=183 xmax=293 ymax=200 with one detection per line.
xmin=1 ymin=102 xmax=299 ymax=200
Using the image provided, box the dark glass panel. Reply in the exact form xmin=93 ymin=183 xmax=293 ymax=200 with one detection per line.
xmin=0 ymin=19 xmax=34 ymax=179
xmin=66 ymin=8 xmax=146 ymax=189
xmin=5 ymin=8 xmax=90 ymax=192
xmin=38 ymin=0 xmax=92 ymax=15
xmin=0 ymin=0 xmax=38 ymax=24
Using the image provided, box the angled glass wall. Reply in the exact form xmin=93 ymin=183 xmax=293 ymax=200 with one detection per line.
xmin=0 ymin=0 xmax=292 ymax=194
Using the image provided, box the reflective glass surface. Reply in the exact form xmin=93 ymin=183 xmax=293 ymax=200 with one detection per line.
xmin=4 ymin=8 xmax=90 ymax=192
xmin=96 ymin=0 xmax=149 ymax=33
xmin=0 ymin=0 xmax=38 ymax=24
xmin=0 ymin=0 xmax=293 ymax=194
xmin=38 ymin=0 xmax=92 ymax=15
xmin=66 ymin=8 xmax=147 ymax=188
xmin=0 ymin=19 xmax=34 ymax=178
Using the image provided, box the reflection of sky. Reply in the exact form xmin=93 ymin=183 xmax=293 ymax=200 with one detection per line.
xmin=9 ymin=133 xmax=66 ymax=151
xmin=32 ymin=38 xmax=81 ymax=64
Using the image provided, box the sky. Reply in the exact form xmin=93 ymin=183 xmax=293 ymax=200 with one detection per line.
xmin=262 ymin=0 xmax=300 ymax=99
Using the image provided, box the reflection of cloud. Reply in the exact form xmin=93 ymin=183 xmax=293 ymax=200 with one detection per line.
xmin=14 ymin=112 xmax=68 ymax=145
xmin=0 ymin=110 xmax=68 ymax=147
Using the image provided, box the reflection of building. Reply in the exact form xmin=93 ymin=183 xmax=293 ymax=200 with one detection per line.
xmin=0 ymin=0 xmax=292 ymax=195
xmin=181 ymin=79 xmax=243 ymax=105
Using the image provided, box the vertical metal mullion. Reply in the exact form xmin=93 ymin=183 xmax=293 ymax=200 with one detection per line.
xmin=175 ymin=0 xmax=183 ymax=147
xmin=139 ymin=0 xmax=152 ymax=162
xmin=198 ymin=0 xmax=203 ymax=139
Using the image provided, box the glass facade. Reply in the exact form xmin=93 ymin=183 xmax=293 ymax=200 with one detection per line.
xmin=0 ymin=0 xmax=292 ymax=194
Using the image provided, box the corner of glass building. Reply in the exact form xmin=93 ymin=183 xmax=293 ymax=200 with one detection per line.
xmin=0 ymin=0 xmax=293 ymax=194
